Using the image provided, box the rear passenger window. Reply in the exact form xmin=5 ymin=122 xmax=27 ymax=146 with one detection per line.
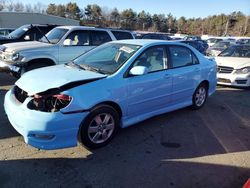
xmin=169 ymin=46 xmax=198 ymax=68
xmin=111 ymin=31 xmax=133 ymax=40
xmin=91 ymin=31 xmax=112 ymax=46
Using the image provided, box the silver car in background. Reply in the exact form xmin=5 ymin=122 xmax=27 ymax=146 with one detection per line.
xmin=0 ymin=26 xmax=134 ymax=77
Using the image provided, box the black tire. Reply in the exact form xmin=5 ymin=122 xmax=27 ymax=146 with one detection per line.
xmin=20 ymin=62 xmax=52 ymax=76
xmin=192 ymin=83 xmax=208 ymax=110
xmin=79 ymin=105 xmax=120 ymax=149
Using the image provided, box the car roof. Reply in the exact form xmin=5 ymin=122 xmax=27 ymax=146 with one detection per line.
xmin=0 ymin=28 xmax=14 ymax=30
xmin=56 ymin=26 xmax=111 ymax=31
xmin=231 ymin=44 xmax=250 ymax=47
xmin=110 ymin=39 xmax=188 ymax=46
xmin=21 ymin=24 xmax=57 ymax=27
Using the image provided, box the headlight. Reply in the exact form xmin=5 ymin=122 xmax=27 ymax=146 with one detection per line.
xmin=234 ymin=67 xmax=250 ymax=74
xmin=27 ymin=94 xmax=72 ymax=112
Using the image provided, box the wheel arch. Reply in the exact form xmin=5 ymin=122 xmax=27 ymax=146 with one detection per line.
xmin=26 ymin=58 xmax=56 ymax=67
xmin=199 ymin=80 xmax=209 ymax=90
xmin=91 ymin=101 xmax=123 ymax=120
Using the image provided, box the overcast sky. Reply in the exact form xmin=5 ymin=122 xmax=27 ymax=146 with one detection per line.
xmin=23 ymin=0 xmax=250 ymax=18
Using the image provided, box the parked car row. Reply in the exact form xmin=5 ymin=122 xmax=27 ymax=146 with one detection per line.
xmin=0 ymin=26 xmax=213 ymax=78
xmin=0 ymin=26 xmax=134 ymax=77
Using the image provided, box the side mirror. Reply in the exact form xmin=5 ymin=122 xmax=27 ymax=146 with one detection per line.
xmin=129 ymin=66 xmax=148 ymax=76
xmin=24 ymin=35 xmax=30 ymax=41
xmin=63 ymin=39 xmax=72 ymax=46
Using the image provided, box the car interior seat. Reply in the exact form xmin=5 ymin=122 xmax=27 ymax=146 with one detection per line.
xmin=148 ymin=50 xmax=164 ymax=72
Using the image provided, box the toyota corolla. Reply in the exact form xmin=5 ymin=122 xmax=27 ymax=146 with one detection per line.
xmin=4 ymin=40 xmax=217 ymax=150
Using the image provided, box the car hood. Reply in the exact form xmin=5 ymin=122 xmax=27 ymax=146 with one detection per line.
xmin=3 ymin=41 xmax=52 ymax=52
xmin=15 ymin=64 xmax=106 ymax=96
xmin=215 ymin=57 xmax=250 ymax=69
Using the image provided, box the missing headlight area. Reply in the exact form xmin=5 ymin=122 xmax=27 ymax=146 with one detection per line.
xmin=14 ymin=86 xmax=28 ymax=103
xmin=27 ymin=93 xmax=72 ymax=112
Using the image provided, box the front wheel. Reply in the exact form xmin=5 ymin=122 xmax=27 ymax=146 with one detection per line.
xmin=79 ymin=105 xmax=120 ymax=149
xmin=192 ymin=83 xmax=208 ymax=109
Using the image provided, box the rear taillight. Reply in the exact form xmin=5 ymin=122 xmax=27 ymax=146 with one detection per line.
xmin=28 ymin=94 xmax=72 ymax=112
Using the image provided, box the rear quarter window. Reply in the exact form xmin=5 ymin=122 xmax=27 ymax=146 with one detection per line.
xmin=169 ymin=46 xmax=199 ymax=68
xmin=111 ymin=31 xmax=133 ymax=40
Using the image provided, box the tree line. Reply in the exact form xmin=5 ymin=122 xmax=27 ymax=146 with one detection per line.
xmin=0 ymin=1 xmax=249 ymax=36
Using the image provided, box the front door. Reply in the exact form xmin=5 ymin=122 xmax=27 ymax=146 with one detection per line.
xmin=126 ymin=46 xmax=173 ymax=118
xmin=59 ymin=30 xmax=93 ymax=64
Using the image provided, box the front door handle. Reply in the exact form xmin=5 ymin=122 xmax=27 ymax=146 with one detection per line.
xmin=164 ymin=74 xmax=171 ymax=79
xmin=194 ymin=68 xmax=200 ymax=72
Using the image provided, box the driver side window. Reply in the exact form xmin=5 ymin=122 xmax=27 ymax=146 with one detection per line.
xmin=132 ymin=46 xmax=167 ymax=73
xmin=65 ymin=30 xmax=90 ymax=46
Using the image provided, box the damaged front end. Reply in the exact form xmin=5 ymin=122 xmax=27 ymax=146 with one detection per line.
xmin=13 ymin=76 xmax=105 ymax=113
xmin=28 ymin=93 xmax=72 ymax=112
xmin=14 ymin=86 xmax=72 ymax=113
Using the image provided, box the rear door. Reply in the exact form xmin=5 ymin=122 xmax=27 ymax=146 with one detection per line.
xmin=168 ymin=45 xmax=201 ymax=104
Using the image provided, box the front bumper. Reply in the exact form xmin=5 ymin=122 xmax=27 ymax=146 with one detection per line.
xmin=0 ymin=60 xmax=20 ymax=73
xmin=217 ymin=73 xmax=250 ymax=87
xmin=4 ymin=90 xmax=89 ymax=150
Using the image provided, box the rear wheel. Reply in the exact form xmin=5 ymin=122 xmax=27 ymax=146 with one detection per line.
xmin=192 ymin=83 xmax=208 ymax=109
xmin=79 ymin=105 xmax=120 ymax=149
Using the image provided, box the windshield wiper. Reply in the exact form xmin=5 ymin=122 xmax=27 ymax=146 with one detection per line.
xmin=80 ymin=64 xmax=108 ymax=74
xmin=65 ymin=61 xmax=85 ymax=70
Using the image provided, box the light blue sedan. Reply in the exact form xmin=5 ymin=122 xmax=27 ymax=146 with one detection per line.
xmin=4 ymin=40 xmax=217 ymax=149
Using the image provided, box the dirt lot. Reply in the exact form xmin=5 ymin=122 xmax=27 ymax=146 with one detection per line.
xmin=0 ymin=73 xmax=249 ymax=188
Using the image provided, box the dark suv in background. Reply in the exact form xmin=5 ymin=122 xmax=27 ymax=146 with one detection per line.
xmin=135 ymin=32 xmax=172 ymax=40
xmin=0 ymin=24 xmax=57 ymax=45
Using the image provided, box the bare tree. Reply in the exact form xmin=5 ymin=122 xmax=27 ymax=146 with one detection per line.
xmin=0 ymin=0 xmax=6 ymax=11
xmin=13 ymin=2 xmax=24 ymax=12
xmin=33 ymin=2 xmax=46 ymax=14
xmin=25 ymin=4 xmax=33 ymax=13
xmin=6 ymin=0 xmax=14 ymax=11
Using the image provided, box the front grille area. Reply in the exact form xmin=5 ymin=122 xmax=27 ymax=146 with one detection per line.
xmin=14 ymin=86 xmax=28 ymax=103
xmin=217 ymin=66 xmax=234 ymax=74
xmin=236 ymin=80 xmax=247 ymax=85
xmin=218 ymin=78 xmax=231 ymax=83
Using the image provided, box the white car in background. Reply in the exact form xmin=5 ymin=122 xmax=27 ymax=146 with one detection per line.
xmin=216 ymin=44 xmax=250 ymax=87
xmin=206 ymin=38 xmax=223 ymax=47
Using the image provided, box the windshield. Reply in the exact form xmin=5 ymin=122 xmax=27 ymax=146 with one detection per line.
xmin=73 ymin=43 xmax=141 ymax=74
xmin=213 ymin=41 xmax=230 ymax=48
xmin=219 ymin=46 xmax=250 ymax=57
xmin=40 ymin=28 xmax=68 ymax=44
xmin=8 ymin=25 xmax=30 ymax=39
